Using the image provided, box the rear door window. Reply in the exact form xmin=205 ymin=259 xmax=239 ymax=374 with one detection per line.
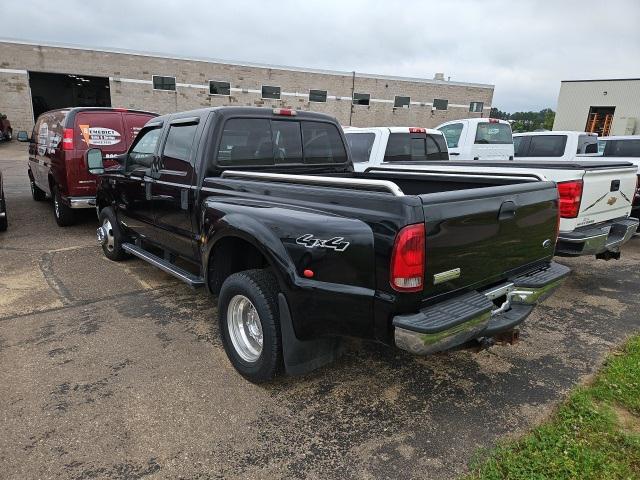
xmin=75 ymin=111 xmax=126 ymax=153
xmin=301 ymin=121 xmax=347 ymax=164
xmin=527 ymin=135 xmax=567 ymax=157
xmin=217 ymin=119 xmax=274 ymax=166
xmin=474 ymin=123 xmax=512 ymax=144
xmin=438 ymin=123 xmax=463 ymax=148
xmin=603 ymin=139 xmax=640 ymax=157
xmin=346 ymin=133 xmax=375 ymax=163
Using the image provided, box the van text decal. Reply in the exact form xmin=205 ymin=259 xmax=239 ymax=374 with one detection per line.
xmin=79 ymin=125 xmax=121 ymax=146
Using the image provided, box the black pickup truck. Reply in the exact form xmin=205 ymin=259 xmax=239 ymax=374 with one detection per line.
xmin=87 ymin=107 xmax=569 ymax=382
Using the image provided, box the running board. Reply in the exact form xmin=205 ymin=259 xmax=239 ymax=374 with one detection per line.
xmin=122 ymin=243 xmax=205 ymax=288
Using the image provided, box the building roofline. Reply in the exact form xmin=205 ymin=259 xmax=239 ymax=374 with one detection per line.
xmin=561 ymin=78 xmax=640 ymax=83
xmin=0 ymin=37 xmax=494 ymax=90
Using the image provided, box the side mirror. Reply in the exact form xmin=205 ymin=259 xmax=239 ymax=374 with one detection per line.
xmin=16 ymin=131 xmax=29 ymax=142
xmin=86 ymin=148 xmax=105 ymax=175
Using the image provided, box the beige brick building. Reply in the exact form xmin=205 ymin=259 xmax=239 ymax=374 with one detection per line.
xmin=0 ymin=39 xmax=494 ymax=133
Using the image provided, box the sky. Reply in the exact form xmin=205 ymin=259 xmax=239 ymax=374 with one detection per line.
xmin=1 ymin=0 xmax=638 ymax=112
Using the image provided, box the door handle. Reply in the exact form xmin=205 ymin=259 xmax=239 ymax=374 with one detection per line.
xmin=498 ymin=201 xmax=517 ymax=221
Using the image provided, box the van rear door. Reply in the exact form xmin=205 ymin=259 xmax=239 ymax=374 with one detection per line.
xmin=471 ymin=121 xmax=514 ymax=160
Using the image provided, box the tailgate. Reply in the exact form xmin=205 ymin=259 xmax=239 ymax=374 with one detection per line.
xmin=577 ymin=167 xmax=637 ymax=225
xmin=420 ymin=182 xmax=558 ymax=299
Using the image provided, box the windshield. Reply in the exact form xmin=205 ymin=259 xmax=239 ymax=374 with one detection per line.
xmin=474 ymin=123 xmax=512 ymax=144
xmin=603 ymin=139 xmax=640 ymax=157
xmin=346 ymin=133 xmax=375 ymax=163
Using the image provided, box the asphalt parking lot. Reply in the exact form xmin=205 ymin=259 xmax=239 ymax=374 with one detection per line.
xmin=1 ymin=139 xmax=639 ymax=480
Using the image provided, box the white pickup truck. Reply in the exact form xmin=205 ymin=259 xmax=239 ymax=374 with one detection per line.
xmin=513 ymin=131 xmax=599 ymax=160
xmin=436 ymin=118 xmax=514 ymax=160
xmin=345 ymin=126 xmax=639 ymax=259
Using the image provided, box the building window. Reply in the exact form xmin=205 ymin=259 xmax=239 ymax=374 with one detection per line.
xmin=469 ymin=101 xmax=484 ymax=113
xmin=262 ymin=85 xmax=281 ymax=100
xmin=352 ymin=93 xmax=370 ymax=106
xmin=309 ymin=89 xmax=327 ymax=103
xmin=433 ymin=99 xmax=448 ymax=110
xmin=209 ymin=81 xmax=230 ymax=96
xmin=394 ymin=96 xmax=410 ymax=108
xmin=152 ymin=75 xmax=176 ymax=91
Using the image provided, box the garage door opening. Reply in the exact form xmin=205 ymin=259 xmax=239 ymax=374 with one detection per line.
xmin=28 ymin=71 xmax=111 ymax=120
xmin=585 ymin=106 xmax=615 ymax=137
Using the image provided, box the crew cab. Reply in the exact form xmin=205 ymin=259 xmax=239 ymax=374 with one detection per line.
xmin=18 ymin=107 xmax=157 ymax=226
xmin=345 ymin=127 xmax=638 ymax=260
xmin=0 ymin=170 xmax=7 ymax=231
xmin=436 ymin=118 xmax=514 ymax=160
xmin=344 ymin=126 xmax=448 ymax=172
xmin=87 ymin=107 xmax=568 ymax=383
xmin=514 ymin=131 xmax=599 ymax=160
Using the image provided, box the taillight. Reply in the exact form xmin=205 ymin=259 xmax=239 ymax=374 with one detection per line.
xmin=409 ymin=127 xmax=426 ymax=133
xmin=273 ymin=108 xmax=296 ymax=116
xmin=62 ymin=128 xmax=74 ymax=151
xmin=557 ymin=180 xmax=583 ymax=218
xmin=390 ymin=224 xmax=425 ymax=292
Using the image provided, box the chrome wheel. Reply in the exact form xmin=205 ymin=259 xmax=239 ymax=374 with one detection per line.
xmin=101 ymin=218 xmax=115 ymax=252
xmin=227 ymin=295 xmax=263 ymax=362
xmin=53 ymin=194 xmax=60 ymax=218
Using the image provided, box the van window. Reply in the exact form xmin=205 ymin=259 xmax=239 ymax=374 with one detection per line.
xmin=426 ymin=134 xmax=448 ymax=160
xmin=272 ymin=121 xmax=302 ymax=163
xmin=75 ymin=111 xmax=126 ymax=153
xmin=346 ymin=133 xmax=375 ymax=163
xmin=128 ymin=127 xmax=162 ymax=170
xmin=301 ymin=121 xmax=347 ymax=164
xmin=475 ymin=123 xmax=512 ymax=144
xmin=603 ymin=139 xmax=640 ymax=157
xmin=438 ymin=123 xmax=463 ymax=148
xmin=163 ymin=123 xmax=199 ymax=164
xmin=218 ymin=119 xmax=273 ymax=166
xmin=527 ymin=135 xmax=567 ymax=157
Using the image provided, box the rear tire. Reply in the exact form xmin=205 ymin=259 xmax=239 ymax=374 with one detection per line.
xmin=52 ymin=184 xmax=75 ymax=227
xmin=218 ymin=269 xmax=282 ymax=383
xmin=98 ymin=207 xmax=129 ymax=261
xmin=30 ymin=174 xmax=46 ymax=201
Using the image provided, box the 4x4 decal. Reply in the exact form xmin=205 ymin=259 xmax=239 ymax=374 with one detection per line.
xmin=296 ymin=234 xmax=350 ymax=252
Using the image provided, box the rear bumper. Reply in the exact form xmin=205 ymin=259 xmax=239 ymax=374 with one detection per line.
xmin=556 ymin=217 xmax=638 ymax=256
xmin=393 ymin=262 xmax=570 ymax=355
xmin=62 ymin=195 xmax=96 ymax=209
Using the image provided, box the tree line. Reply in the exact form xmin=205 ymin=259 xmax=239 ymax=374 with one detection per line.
xmin=489 ymin=108 xmax=555 ymax=133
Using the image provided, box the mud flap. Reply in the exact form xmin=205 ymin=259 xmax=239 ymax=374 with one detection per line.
xmin=278 ymin=293 xmax=343 ymax=376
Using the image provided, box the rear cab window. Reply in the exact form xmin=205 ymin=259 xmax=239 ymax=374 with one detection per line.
xmin=346 ymin=133 xmax=375 ymax=163
xmin=216 ymin=117 xmax=347 ymax=167
xmin=527 ymin=135 xmax=568 ymax=157
xmin=384 ymin=133 xmax=448 ymax=162
xmin=474 ymin=122 xmax=512 ymax=144
xmin=603 ymin=139 xmax=640 ymax=157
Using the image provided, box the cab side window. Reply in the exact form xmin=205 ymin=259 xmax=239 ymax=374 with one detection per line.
xmin=128 ymin=127 xmax=161 ymax=171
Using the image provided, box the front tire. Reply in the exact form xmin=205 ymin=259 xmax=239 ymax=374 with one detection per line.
xmin=98 ymin=207 xmax=129 ymax=261
xmin=218 ymin=270 xmax=282 ymax=383
xmin=52 ymin=184 xmax=75 ymax=227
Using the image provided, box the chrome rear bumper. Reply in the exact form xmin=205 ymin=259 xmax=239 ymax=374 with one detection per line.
xmin=65 ymin=196 xmax=97 ymax=209
xmin=556 ymin=217 xmax=638 ymax=256
xmin=393 ymin=262 xmax=570 ymax=355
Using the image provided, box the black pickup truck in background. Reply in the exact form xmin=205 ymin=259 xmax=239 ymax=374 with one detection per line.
xmin=87 ymin=107 xmax=569 ymax=383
